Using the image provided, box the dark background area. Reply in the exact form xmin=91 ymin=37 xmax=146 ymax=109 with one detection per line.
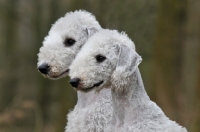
xmin=0 ymin=0 xmax=200 ymax=132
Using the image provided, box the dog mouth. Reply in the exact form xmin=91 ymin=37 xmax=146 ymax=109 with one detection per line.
xmin=80 ymin=81 xmax=104 ymax=92
xmin=49 ymin=69 xmax=70 ymax=79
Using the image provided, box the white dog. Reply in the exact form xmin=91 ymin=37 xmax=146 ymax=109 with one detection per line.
xmin=37 ymin=10 xmax=113 ymax=132
xmin=69 ymin=29 xmax=187 ymax=132
xmin=37 ymin=10 xmax=101 ymax=79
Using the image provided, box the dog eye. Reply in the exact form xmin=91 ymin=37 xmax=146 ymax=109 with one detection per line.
xmin=96 ymin=55 xmax=106 ymax=63
xmin=64 ymin=38 xmax=76 ymax=47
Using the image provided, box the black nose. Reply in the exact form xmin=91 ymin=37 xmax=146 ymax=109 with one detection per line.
xmin=69 ymin=78 xmax=80 ymax=88
xmin=38 ymin=63 xmax=50 ymax=74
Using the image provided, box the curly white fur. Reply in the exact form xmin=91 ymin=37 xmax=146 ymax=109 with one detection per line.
xmin=37 ymin=10 xmax=101 ymax=79
xmin=66 ymin=88 xmax=112 ymax=132
xmin=37 ymin=10 xmax=114 ymax=132
xmin=69 ymin=29 xmax=187 ymax=132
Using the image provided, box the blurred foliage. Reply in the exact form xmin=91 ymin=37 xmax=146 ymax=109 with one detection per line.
xmin=0 ymin=0 xmax=200 ymax=132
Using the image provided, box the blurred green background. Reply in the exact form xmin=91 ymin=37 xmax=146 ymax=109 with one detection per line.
xmin=0 ymin=0 xmax=200 ymax=132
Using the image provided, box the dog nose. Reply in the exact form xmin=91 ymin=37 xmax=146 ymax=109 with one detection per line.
xmin=69 ymin=78 xmax=80 ymax=88
xmin=38 ymin=63 xmax=50 ymax=74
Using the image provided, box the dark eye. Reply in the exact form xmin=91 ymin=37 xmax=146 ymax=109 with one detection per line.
xmin=64 ymin=38 xmax=76 ymax=47
xmin=96 ymin=54 xmax=106 ymax=63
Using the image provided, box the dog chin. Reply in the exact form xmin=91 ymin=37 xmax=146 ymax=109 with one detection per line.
xmin=47 ymin=71 xmax=69 ymax=80
xmin=79 ymin=88 xmax=94 ymax=93
xmin=79 ymin=80 xmax=104 ymax=92
xmin=94 ymin=86 xmax=104 ymax=92
xmin=48 ymin=75 xmax=64 ymax=80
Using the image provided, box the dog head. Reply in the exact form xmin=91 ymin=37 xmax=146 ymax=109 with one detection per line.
xmin=69 ymin=29 xmax=142 ymax=93
xmin=37 ymin=10 xmax=101 ymax=79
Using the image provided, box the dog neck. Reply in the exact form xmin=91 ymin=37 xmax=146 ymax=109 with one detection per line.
xmin=111 ymin=68 xmax=150 ymax=128
xmin=76 ymin=90 xmax=96 ymax=108
xmin=76 ymin=88 xmax=111 ymax=108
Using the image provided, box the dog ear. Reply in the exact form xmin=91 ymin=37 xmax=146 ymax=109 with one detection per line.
xmin=86 ymin=27 xmax=99 ymax=37
xmin=111 ymin=44 xmax=142 ymax=93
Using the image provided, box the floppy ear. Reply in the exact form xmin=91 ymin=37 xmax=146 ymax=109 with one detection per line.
xmin=111 ymin=44 xmax=142 ymax=93
xmin=86 ymin=27 xmax=99 ymax=37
